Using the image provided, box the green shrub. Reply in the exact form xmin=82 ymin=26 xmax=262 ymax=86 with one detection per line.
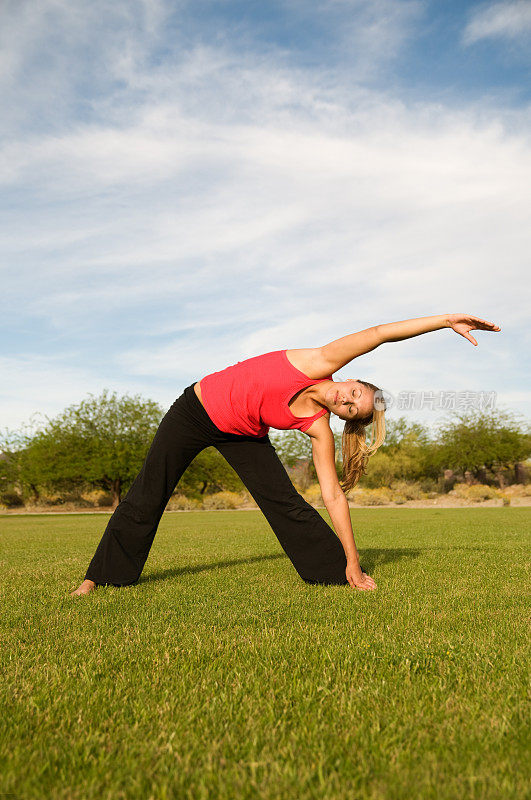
xmin=390 ymin=481 xmax=424 ymax=501
xmin=167 ymin=494 xmax=201 ymax=511
xmin=393 ymin=494 xmax=407 ymax=505
xmin=201 ymin=491 xmax=242 ymax=510
xmin=468 ymin=485 xmax=500 ymax=502
xmin=350 ymin=487 xmax=392 ymax=506
xmin=0 ymin=490 xmax=24 ymax=508
xmin=82 ymin=489 xmax=113 ymax=507
xmin=451 ymin=483 xmax=471 ymax=500
xmin=303 ymin=484 xmax=323 ymax=506
xmin=363 ymin=446 xmax=432 ymax=488
xmin=236 ymin=491 xmax=258 ymax=509
xmin=40 ymin=494 xmax=65 ymax=506
xmin=419 ymin=477 xmax=440 ymax=493
xmin=59 ymin=492 xmax=92 ymax=508
xmin=452 ymin=483 xmax=499 ymax=502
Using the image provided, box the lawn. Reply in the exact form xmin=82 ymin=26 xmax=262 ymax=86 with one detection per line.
xmin=0 ymin=509 xmax=529 ymax=800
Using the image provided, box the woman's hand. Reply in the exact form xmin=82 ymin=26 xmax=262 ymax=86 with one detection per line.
xmin=447 ymin=314 xmax=501 ymax=346
xmin=346 ymin=564 xmax=377 ymax=591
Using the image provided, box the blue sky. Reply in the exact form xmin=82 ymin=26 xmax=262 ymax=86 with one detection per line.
xmin=1 ymin=0 xmax=530 ymax=432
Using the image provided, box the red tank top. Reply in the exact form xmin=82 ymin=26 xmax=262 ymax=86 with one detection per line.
xmin=200 ymin=350 xmax=332 ymax=436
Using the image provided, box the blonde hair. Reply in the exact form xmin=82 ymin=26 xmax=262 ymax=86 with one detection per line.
xmin=340 ymin=380 xmax=386 ymax=492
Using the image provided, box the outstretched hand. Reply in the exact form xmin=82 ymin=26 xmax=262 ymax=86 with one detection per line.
xmin=448 ymin=314 xmax=501 ymax=346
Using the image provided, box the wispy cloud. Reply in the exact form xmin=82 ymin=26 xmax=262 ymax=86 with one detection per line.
xmin=463 ymin=0 xmax=531 ymax=45
xmin=0 ymin=354 xmax=163 ymax=433
xmin=5 ymin=93 xmax=529 ymax=324
xmin=1 ymin=0 xmax=530 ymax=430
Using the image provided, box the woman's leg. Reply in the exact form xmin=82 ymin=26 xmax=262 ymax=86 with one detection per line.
xmin=83 ymin=389 xmax=211 ymax=587
xmin=216 ymin=436 xmax=348 ymax=585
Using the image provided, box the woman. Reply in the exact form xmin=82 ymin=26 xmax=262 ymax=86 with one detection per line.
xmin=71 ymin=313 xmax=500 ymax=596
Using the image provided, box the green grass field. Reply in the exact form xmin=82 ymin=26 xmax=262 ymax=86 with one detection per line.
xmin=1 ymin=509 xmax=529 ymax=800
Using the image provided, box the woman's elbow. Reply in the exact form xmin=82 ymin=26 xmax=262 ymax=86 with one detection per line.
xmin=372 ymin=324 xmax=385 ymax=346
xmin=321 ymin=487 xmax=346 ymax=506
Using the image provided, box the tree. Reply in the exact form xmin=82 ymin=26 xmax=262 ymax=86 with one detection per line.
xmin=379 ymin=417 xmax=431 ymax=451
xmin=270 ymin=429 xmax=345 ymax=487
xmin=178 ymin=447 xmax=245 ymax=497
xmin=269 ymin=430 xmax=313 ymax=467
xmin=0 ymin=429 xmax=24 ymax=505
xmin=435 ymin=409 xmax=530 ymax=483
xmin=17 ymin=391 xmax=165 ymax=507
xmin=361 ymin=416 xmax=438 ymax=487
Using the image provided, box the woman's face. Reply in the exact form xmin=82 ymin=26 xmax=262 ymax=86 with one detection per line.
xmin=324 ymin=379 xmax=374 ymax=421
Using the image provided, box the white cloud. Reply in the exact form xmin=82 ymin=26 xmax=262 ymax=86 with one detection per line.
xmin=0 ymin=0 xmax=423 ymax=139
xmin=0 ymin=355 xmax=170 ymax=432
xmin=463 ymin=0 xmax=531 ymax=44
xmin=289 ymin=0 xmax=425 ymax=78
xmin=5 ymin=97 xmax=529 ymax=325
xmin=1 ymin=0 xmax=530 ymax=429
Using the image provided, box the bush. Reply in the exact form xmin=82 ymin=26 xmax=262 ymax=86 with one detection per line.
xmin=349 ymin=487 xmax=393 ymax=506
xmin=59 ymin=491 xmax=93 ymax=508
xmin=303 ymin=484 xmax=323 ymax=506
xmin=393 ymin=494 xmax=408 ymax=505
xmin=82 ymin=489 xmax=114 ymax=507
xmin=419 ymin=477 xmax=440 ymax=493
xmin=167 ymin=494 xmax=201 ymax=511
xmin=40 ymin=494 xmax=65 ymax=506
xmin=362 ymin=451 xmax=416 ymax=488
xmin=201 ymin=491 xmax=242 ymax=509
xmin=468 ymin=485 xmax=500 ymax=502
xmin=390 ymin=481 xmax=424 ymax=501
xmin=237 ymin=492 xmax=258 ymax=509
xmin=0 ymin=490 xmax=24 ymax=508
xmin=451 ymin=483 xmax=499 ymax=503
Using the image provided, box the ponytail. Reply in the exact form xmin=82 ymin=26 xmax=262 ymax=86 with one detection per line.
xmin=340 ymin=382 xmax=386 ymax=492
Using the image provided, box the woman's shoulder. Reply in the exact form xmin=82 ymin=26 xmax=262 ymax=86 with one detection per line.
xmin=285 ymin=348 xmax=335 ymax=379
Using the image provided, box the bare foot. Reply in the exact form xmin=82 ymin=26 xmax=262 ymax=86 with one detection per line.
xmin=70 ymin=579 xmax=96 ymax=597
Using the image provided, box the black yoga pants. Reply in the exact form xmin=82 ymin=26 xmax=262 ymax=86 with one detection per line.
xmin=84 ymin=384 xmax=348 ymax=587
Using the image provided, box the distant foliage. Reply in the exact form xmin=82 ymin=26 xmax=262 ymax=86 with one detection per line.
xmin=178 ymin=447 xmax=245 ymax=497
xmin=167 ymin=494 xmax=202 ymax=511
xmin=360 ymin=412 xmax=530 ymax=489
xmin=435 ymin=409 xmax=530 ymax=474
xmin=202 ymin=491 xmax=242 ymax=509
xmin=3 ymin=391 xmax=165 ymax=507
xmin=1 ymin=404 xmax=529 ymax=509
xmin=270 ymin=430 xmax=313 ymax=467
xmin=302 ymin=484 xmax=323 ymax=506
xmin=0 ymin=490 xmax=24 ymax=508
xmin=451 ymin=484 xmax=500 ymax=503
xmin=361 ymin=417 xmax=437 ymax=487
xmin=349 ymin=487 xmax=393 ymax=506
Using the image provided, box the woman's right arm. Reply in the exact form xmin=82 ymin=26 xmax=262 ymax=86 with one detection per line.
xmin=307 ymin=418 xmax=377 ymax=591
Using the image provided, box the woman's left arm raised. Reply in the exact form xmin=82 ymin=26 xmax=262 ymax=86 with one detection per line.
xmin=318 ymin=313 xmax=501 ymax=374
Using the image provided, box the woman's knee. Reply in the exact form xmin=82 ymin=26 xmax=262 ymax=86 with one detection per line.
xmin=282 ymin=493 xmax=320 ymax=522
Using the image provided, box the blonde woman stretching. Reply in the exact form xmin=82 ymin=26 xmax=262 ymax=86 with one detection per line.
xmin=72 ymin=313 xmax=500 ymax=596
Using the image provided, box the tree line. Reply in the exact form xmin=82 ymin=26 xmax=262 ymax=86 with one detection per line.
xmin=0 ymin=391 xmax=529 ymax=508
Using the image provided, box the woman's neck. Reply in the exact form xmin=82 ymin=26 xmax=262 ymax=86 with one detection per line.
xmin=304 ymin=379 xmax=334 ymax=408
